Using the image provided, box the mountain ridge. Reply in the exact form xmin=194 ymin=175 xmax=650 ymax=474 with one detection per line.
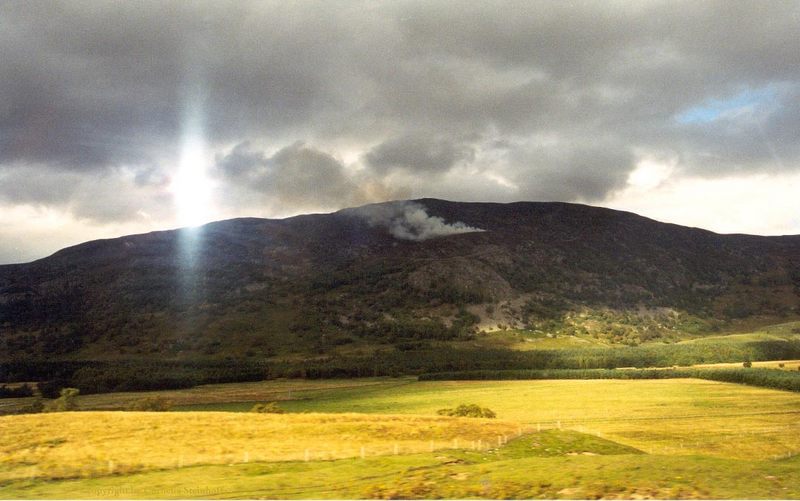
xmin=2 ymin=199 xmax=800 ymax=363
xmin=5 ymin=198 xmax=796 ymax=269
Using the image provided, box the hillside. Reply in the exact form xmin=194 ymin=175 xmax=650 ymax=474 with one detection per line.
xmin=2 ymin=199 xmax=800 ymax=369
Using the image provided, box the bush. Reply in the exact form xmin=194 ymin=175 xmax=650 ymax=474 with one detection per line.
xmin=743 ymin=360 xmax=753 ymax=368
xmin=126 ymin=396 xmax=172 ymax=411
xmin=437 ymin=403 xmax=496 ymax=418
xmin=38 ymin=379 xmax=69 ymax=399
xmin=44 ymin=387 xmax=79 ymax=412
xmin=250 ymin=402 xmax=284 ymax=413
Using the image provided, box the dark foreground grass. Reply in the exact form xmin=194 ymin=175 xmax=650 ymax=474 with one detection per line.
xmin=2 ymin=430 xmax=798 ymax=499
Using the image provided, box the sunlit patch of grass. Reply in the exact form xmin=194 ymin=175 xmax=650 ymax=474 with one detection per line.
xmin=270 ymin=379 xmax=800 ymax=460
xmin=3 ymin=431 xmax=800 ymax=499
xmin=0 ymin=411 xmax=519 ymax=483
xmin=109 ymin=378 xmax=800 ymax=461
xmin=691 ymin=359 xmax=800 ymax=371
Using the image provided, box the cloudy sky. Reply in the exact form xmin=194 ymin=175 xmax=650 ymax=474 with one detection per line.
xmin=1 ymin=1 xmax=799 ymax=264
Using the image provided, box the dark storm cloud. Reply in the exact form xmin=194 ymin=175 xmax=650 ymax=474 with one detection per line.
xmin=214 ymin=141 xmax=407 ymax=211
xmin=1 ymin=0 xmax=800 ymax=222
xmin=509 ymin=143 xmax=635 ymax=202
xmin=364 ymin=134 xmax=474 ymax=173
xmin=0 ymin=1 xmax=348 ymax=170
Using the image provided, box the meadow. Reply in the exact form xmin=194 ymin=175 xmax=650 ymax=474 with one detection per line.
xmin=0 ymin=411 xmax=520 ymax=482
xmin=2 ymin=377 xmax=800 ymax=498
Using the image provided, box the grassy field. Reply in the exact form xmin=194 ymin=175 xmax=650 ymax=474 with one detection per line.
xmin=692 ymin=359 xmax=800 ymax=370
xmin=269 ymin=379 xmax=800 ymax=460
xmin=3 ymin=377 xmax=800 ymax=498
xmin=3 ymin=425 xmax=799 ymax=499
xmin=0 ymin=411 xmax=520 ymax=482
xmin=155 ymin=378 xmax=800 ymax=460
xmin=0 ymin=378 xmax=412 ymax=415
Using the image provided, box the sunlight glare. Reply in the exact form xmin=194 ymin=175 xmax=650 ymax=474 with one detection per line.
xmin=172 ymin=137 xmax=213 ymax=228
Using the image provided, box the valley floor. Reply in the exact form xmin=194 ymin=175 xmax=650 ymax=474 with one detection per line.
xmin=1 ymin=377 xmax=800 ymax=499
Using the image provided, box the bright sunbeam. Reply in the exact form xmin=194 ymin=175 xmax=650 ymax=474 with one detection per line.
xmin=172 ymin=137 xmax=213 ymax=228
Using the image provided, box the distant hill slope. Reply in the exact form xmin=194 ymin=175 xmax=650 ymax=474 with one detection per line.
xmin=2 ymin=199 xmax=800 ymax=361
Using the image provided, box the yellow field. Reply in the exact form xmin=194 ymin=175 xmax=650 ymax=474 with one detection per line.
xmin=691 ymin=359 xmax=800 ymax=370
xmin=3 ymin=377 xmax=800 ymax=499
xmin=0 ymin=411 xmax=520 ymax=482
xmin=273 ymin=379 xmax=800 ymax=460
xmin=71 ymin=378 xmax=408 ymax=409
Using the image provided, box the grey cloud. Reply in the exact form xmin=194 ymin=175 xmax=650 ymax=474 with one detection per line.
xmin=1 ymin=0 xmax=800 ymax=228
xmin=268 ymin=143 xmax=364 ymax=206
xmin=216 ymin=142 xmax=268 ymax=179
xmin=364 ymin=134 xmax=474 ymax=173
xmin=508 ymin=143 xmax=635 ymax=202
xmin=0 ymin=165 xmax=170 ymax=223
xmin=214 ymin=141 xmax=409 ymax=212
xmin=0 ymin=1 xmax=347 ymax=169
xmin=0 ymin=167 xmax=78 ymax=206
xmin=134 ymin=166 xmax=169 ymax=187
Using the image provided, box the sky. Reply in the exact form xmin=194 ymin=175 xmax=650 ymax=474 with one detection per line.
xmin=1 ymin=1 xmax=800 ymax=264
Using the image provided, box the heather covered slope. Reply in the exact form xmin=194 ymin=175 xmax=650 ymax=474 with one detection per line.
xmin=2 ymin=199 xmax=800 ymax=362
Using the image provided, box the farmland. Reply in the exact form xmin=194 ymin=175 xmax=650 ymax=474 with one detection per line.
xmin=2 ymin=377 xmax=800 ymax=498
xmin=0 ymin=411 xmax=520 ymax=482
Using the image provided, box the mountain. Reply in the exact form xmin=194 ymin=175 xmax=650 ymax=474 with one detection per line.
xmin=2 ymin=199 xmax=800 ymax=363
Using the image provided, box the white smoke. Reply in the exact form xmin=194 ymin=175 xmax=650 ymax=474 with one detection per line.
xmin=356 ymin=202 xmax=485 ymax=241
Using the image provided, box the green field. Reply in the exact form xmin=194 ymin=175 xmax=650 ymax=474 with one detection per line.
xmin=6 ymin=434 xmax=800 ymax=499
xmin=2 ymin=377 xmax=800 ymax=499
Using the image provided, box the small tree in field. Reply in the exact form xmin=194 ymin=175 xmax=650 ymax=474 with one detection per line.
xmin=45 ymin=388 xmax=79 ymax=412
xmin=251 ymin=402 xmax=284 ymax=413
xmin=743 ymin=359 xmax=752 ymax=368
xmin=437 ymin=404 xmax=496 ymax=418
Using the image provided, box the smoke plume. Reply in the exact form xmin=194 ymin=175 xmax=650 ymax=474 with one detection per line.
xmin=355 ymin=202 xmax=485 ymax=241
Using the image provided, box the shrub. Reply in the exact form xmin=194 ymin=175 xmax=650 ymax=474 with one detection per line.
xmin=250 ymin=402 xmax=284 ymax=413
xmin=126 ymin=396 xmax=172 ymax=411
xmin=743 ymin=360 xmax=753 ymax=368
xmin=45 ymin=387 xmax=79 ymax=412
xmin=38 ymin=379 xmax=69 ymax=399
xmin=437 ymin=403 xmax=496 ymax=418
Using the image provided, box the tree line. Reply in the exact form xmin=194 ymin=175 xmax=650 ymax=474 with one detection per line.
xmin=3 ymin=336 xmax=800 ymax=397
